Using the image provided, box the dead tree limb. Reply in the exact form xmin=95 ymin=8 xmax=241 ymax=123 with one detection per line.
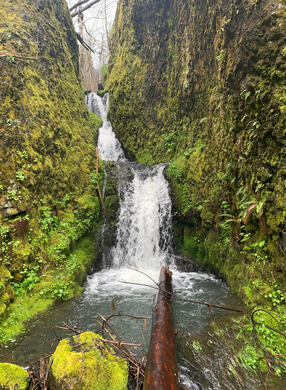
xmin=69 ymin=0 xmax=91 ymax=12
xmin=120 ymin=280 xmax=244 ymax=313
xmin=70 ymin=0 xmax=102 ymax=17
xmin=143 ymin=266 xmax=179 ymax=390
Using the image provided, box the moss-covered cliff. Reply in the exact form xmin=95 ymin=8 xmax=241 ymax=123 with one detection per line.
xmin=108 ymin=0 xmax=286 ymax=302
xmin=0 ymin=0 xmax=103 ymax=340
xmin=108 ymin=0 xmax=286 ymax=376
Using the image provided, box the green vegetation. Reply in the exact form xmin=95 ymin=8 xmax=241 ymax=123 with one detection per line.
xmin=49 ymin=331 xmax=128 ymax=390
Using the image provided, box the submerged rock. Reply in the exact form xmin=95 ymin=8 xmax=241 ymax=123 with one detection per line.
xmin=48 ymin=331 xmax=128 ymax=390
xmin=0 ymin=363 xmax=29 ymax=390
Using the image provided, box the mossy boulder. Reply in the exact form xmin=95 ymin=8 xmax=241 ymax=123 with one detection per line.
xmin=0 ymin=363 xmax=29 ymax=390
xmin=48 ymin=331 xmax=128 ymax=390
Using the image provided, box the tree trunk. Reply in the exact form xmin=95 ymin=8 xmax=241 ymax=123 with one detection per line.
xmin=143 ymin=266 xmax=179 ymax=390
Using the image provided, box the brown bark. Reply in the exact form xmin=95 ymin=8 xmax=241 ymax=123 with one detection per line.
xmin=143 ymin=266 xmax=179 ymax=390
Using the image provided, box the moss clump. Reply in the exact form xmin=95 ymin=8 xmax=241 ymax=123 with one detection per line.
xmin=49 ymin=331 xmax=128 ymax=390
xmin=0 ymin=363 xmax=29 ymax=390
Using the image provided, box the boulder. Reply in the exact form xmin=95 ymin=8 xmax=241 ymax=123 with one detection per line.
xmin=0 ymin=363 xmax=29 ymax=390
xmin=48 ymin=331 xmax=128 ymax=390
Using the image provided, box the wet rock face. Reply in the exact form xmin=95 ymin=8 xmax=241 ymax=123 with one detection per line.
xmin=48 ymin=331 xmax=128 ymax=390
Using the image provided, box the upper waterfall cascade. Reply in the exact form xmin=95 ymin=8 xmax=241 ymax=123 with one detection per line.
xmin=86 ymin=93 xmax=126 ymax=162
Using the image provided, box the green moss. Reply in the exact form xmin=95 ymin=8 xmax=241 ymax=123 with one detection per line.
xmin=89 ymin=112 xmax=103 ymax=138
xmin=49 ymin=331 xmax=128 ymax=390
xmin=0 ymin=363 xmax=29 ymax=390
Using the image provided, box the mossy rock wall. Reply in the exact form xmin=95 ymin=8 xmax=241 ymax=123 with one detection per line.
xmin=108 ymin=0 xmax=286 ymax=305
xmin=0 ymin=1 xmax=103 ymax=324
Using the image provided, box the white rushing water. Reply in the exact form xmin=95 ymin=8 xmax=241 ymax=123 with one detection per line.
xmin=84 ymin=93 xmax=231 ymax=292
xmin=113 ymin=164 xmax=172 ymax=270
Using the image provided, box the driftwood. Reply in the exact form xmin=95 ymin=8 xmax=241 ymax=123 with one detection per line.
xmin=143 ymin=266 xmax=179 ymax=390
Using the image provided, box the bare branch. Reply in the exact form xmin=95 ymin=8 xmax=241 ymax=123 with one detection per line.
xmin=71 ymin=0 xmax=102 ymax=18
xmin=69 ymin=0 xmax=90 ymax=12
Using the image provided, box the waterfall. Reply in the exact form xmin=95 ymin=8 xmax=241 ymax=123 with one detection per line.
xmin=86 ymin=92 xmax=125 ymax=162
xmin=86 ymin=92 xmax=172 ymax=274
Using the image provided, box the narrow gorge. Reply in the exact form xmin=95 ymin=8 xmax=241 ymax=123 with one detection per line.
xmin=0 ymin=0 xmax=285 ymax=389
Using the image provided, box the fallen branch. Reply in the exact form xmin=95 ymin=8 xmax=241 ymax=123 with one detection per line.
xmin=76 ymin=33 xmax=94 ymax=52
xmin=96 ymin=313 xmax=145 ymax=382
xmin=55 ymin=322 xmax=81 ymax=334
xmin=69 ymin=0 xmax=91 ymax=12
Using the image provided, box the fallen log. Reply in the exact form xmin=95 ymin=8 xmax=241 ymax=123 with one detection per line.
xmin=143 ymin=266 xmax=179 ymax=390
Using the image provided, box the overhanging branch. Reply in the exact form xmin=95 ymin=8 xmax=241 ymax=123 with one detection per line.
xmin=70 ymin=0 xmax=102 ymax=18
xmin=69 ymin=0 xmax=90 ymax=12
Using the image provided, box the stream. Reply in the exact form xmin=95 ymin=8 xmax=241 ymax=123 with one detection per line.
xmin=0 ymin=94 xmax=267 ymax=389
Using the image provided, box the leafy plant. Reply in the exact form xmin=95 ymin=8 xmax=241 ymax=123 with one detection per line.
xmin=12 ymin=265 xmax=40 ymax=296
xmin=164 ymin=131 xmax=177 ymax=153
xmin=7 ymin=189 xmax=20 ymax=201
xmin=90 ymin=170 xmax=98 ymax=185
xmin=15 ymin=171 xmax=25 ymax=181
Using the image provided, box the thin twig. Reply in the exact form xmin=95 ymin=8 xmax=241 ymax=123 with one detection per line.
xmin=120 ymin=280 xmax=244 ymax=313
xmin=128 ymin=267 xmax=160 ymax=288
